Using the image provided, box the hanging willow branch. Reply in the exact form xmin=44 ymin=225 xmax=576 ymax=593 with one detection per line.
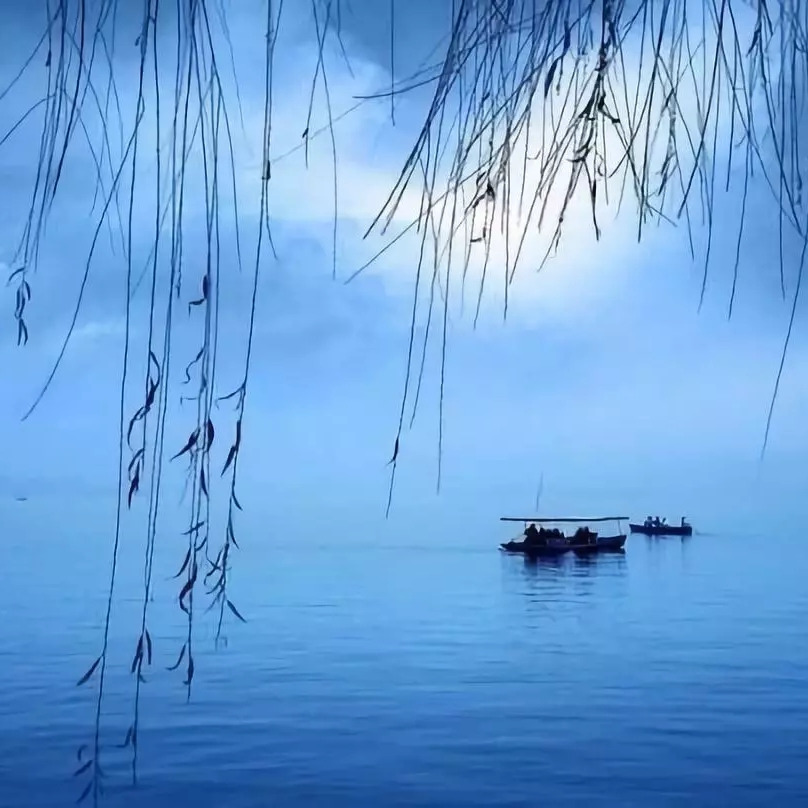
xmin=351 ymin=0 xmax=808 ymax=516
xmin=1 ymin=0 xmax=807 ymax=801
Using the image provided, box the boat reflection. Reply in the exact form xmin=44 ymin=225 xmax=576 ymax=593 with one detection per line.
xmin=504 ymin=545 xmax=627 ymax=617
xmin=510 ymin=546 xmax=627 ymax=576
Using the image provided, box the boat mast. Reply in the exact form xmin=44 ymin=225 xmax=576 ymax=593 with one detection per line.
xmin=534 ymin=471 xmax=544 ymax=513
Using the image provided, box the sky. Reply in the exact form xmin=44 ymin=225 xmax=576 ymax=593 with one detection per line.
xmin=1 ymin=0 xmax=808 ymax=553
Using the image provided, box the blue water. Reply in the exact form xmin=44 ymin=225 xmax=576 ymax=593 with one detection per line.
xmin=1 ymin=524 xmax=807 ymax=807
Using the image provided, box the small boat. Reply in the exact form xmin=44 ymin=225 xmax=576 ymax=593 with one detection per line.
xmin=499 ymin=516 xmax=629 ymax=557
xmin=629 ymin=517 xmax=692 ymax=536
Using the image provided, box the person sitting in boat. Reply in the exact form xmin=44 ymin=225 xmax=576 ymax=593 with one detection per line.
xmin=524 ymin=523 xmax=541 ymax=545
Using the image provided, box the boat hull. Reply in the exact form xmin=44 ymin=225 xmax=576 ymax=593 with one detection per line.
xmin=500 ymin=540 xmax=570 ymax=557
xmin=572 ymin=534 xmax=627 ymax=554
xmin=629 ymin=524 xmax=692 ymax=536
xmin=594 ymin=534 xmax=627 ymax=551
xmin=500 ymin=534 xmax=627 ymax=556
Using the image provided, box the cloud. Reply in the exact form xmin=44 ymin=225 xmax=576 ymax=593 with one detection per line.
xmin=72 ymin=318 xmax=126 ymax=341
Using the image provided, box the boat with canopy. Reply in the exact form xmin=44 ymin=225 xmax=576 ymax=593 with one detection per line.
xmin=499 ymin=516 xmax=629 ymax=557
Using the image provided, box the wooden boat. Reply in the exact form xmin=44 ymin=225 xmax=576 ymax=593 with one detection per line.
xmin=629 ymin=517 xmax=692 ymax=536
xmin=499 ymin=516 xmax=629 ymax=557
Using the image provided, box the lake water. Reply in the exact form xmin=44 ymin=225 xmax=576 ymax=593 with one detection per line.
xmin=1 ymin=522 xmax=807 ymax=807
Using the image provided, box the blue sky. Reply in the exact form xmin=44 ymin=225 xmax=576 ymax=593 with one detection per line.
xmin=1 ymin=0 xmax=808 ymax=547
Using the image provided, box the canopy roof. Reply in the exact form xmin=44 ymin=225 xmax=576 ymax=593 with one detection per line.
xmin=500 ymin=516 xmax=628 ymax=523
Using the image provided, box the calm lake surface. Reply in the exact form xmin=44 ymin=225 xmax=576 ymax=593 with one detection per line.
xmin=1 ymin=519 xmax=807 ymax=807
